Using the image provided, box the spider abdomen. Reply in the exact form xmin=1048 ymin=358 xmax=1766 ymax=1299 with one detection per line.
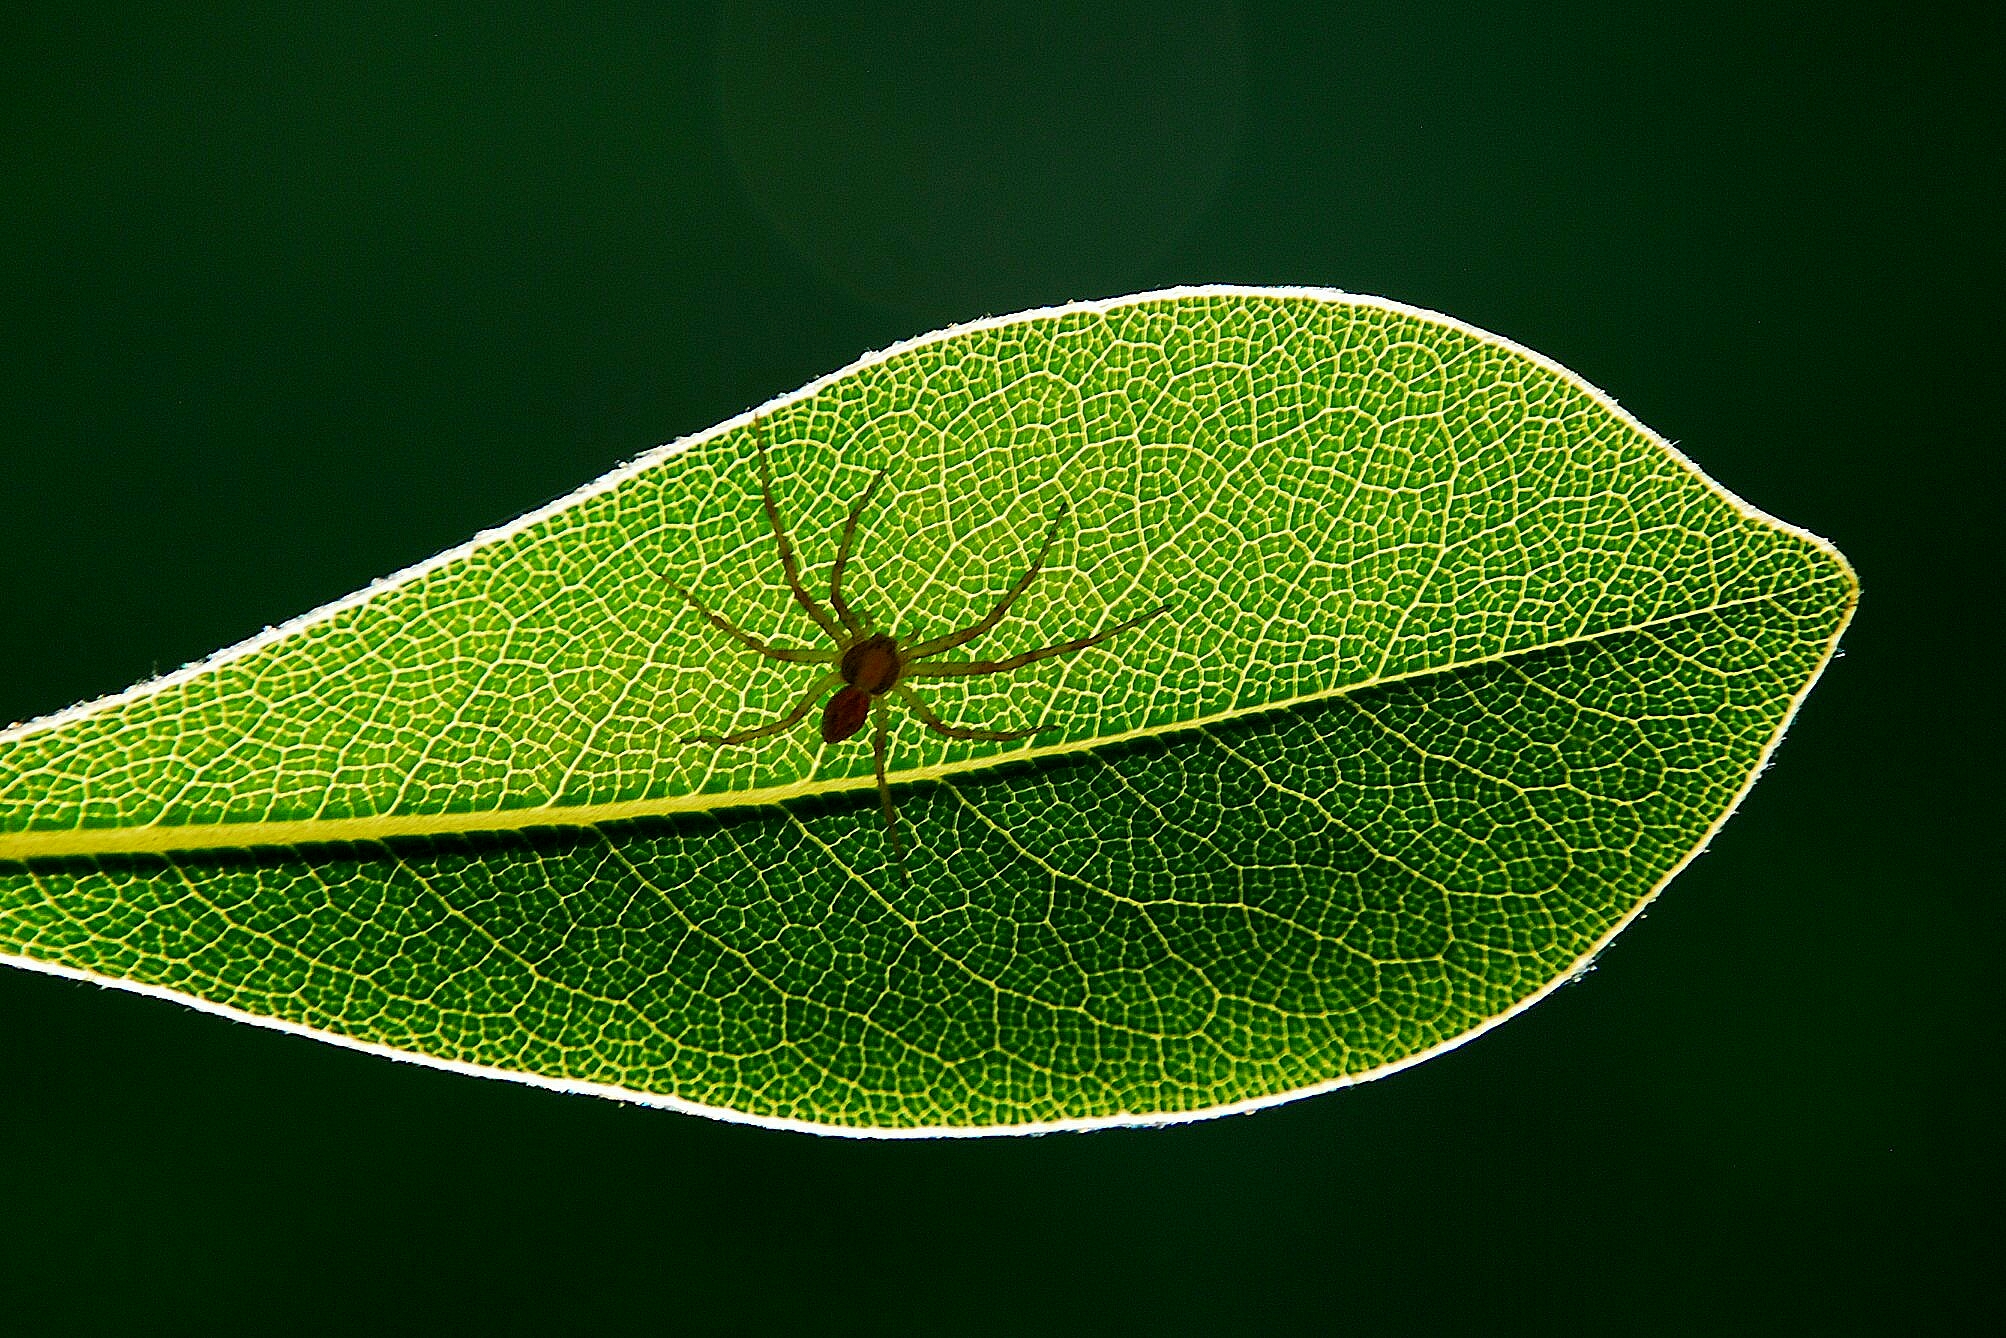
xmin=821 ymin=685 xmax=871 ymax=743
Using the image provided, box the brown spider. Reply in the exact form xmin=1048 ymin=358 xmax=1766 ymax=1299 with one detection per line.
xmin=667 ymin=421 xmax=1169 ymax=860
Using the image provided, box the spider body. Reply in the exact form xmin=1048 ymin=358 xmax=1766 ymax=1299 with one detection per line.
xmin=671 ymin=420 xmax=1168 ymax=865
xmin=825 ymin=634 xmax=902 ymax=742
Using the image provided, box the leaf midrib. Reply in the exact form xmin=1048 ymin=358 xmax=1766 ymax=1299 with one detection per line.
xmin=0 ymin=573 xmax=1846 ymax=861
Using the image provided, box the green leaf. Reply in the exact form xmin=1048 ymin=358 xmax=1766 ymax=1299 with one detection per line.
xmin=0 ymin=287 xmax=1854 ymax=1135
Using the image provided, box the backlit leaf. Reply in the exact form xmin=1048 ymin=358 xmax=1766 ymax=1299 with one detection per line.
xmin=0 ymin=288 xmax=1855 ymax=1134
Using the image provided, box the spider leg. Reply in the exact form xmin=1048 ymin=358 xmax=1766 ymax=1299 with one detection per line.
xmin=894 ymin=684 xmax=1048 ymax=742
xmin=829 ymin=467 xmax=888 ymax=637
xmin=684 ymin=670 xmax=843 ymax=746
xmin=664 ymin=578 xmax=839 ymax=663
xmin=906 ymin=602 xmax=1170 ymax=679
xmin=903 ymin=500 xmax=1069 ymax=658
xmin=871 ymin=695 xmax=907 ymax=871
xmin=752 ymin=419 xmax=846 ymax=642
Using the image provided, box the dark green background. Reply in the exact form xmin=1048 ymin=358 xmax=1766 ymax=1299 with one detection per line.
xmin=2 ymin=2 xmax=1993 ymax=1331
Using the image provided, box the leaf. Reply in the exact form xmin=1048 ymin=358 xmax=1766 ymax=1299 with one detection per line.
xmin=0 ymin=287 xmax=1854 ymax=1135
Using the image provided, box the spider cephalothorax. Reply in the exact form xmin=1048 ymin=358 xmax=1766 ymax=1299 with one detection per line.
xmin=669 ymin=420 xmax=1168 ymax=863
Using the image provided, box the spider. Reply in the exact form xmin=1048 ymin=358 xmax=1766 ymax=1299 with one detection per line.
xmin=667 ymin=420 xmax=1169 ymax=861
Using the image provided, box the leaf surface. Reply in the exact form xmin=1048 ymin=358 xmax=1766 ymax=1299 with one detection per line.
xmin=0 ymin=288 xmax=1854 ymax=1134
